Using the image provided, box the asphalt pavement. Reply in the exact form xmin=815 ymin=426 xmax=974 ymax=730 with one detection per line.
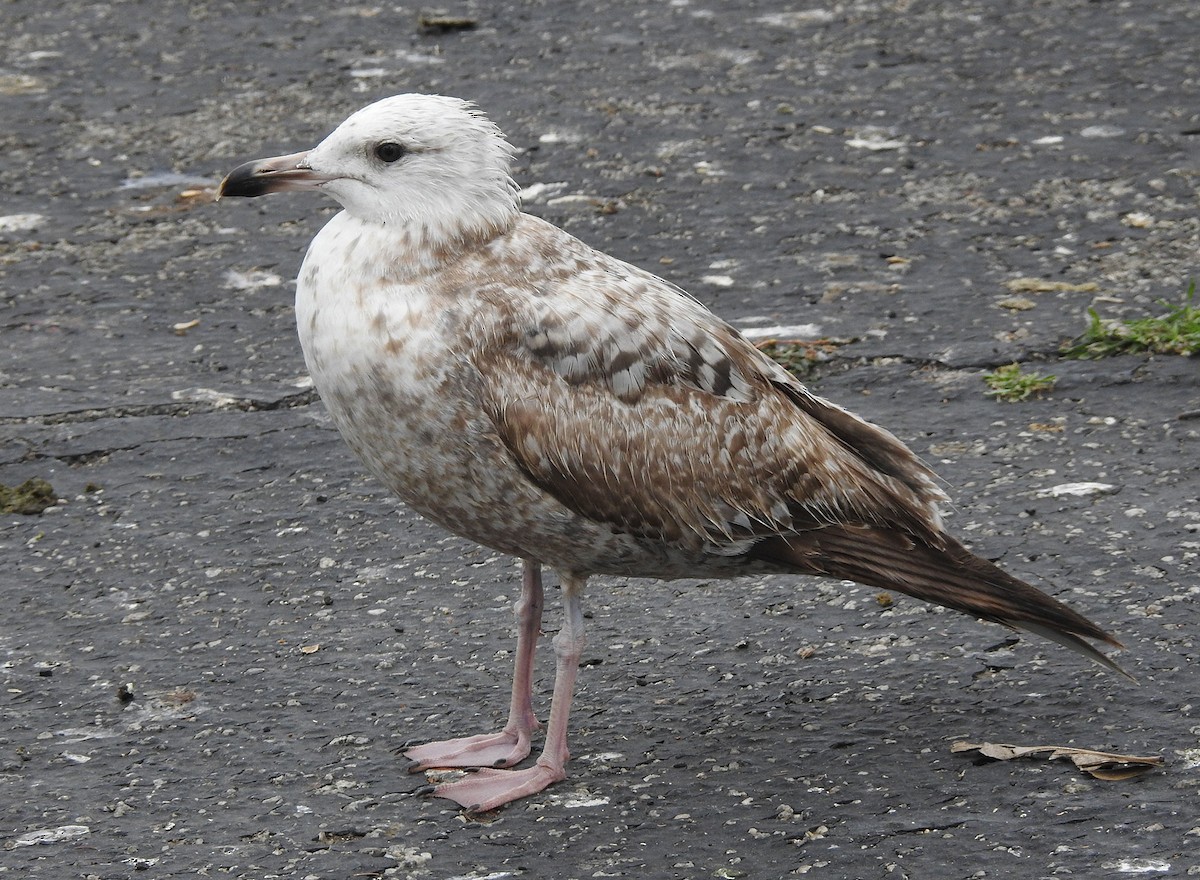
xmin=1 ymin=1 xmax=1198 ymax=877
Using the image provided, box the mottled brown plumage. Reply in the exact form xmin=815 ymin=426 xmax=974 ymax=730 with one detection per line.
xmin=220 ymin=94 xmax=1125 ymax=813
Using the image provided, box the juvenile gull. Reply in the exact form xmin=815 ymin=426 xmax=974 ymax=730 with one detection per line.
xmin=219 ymin=94 xmax=1125 ymax=812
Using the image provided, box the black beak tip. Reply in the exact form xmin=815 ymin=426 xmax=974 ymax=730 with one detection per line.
xmin=218 ymin=159 xmax=273 ymax=199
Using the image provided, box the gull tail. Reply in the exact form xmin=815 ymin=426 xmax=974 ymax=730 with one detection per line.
xmin=752 ymin=526 xmax=1132 ymax=681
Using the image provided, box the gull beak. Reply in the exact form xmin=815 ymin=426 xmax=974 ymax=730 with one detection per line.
xmin=218 ymin=150 xmax=332 ymax=199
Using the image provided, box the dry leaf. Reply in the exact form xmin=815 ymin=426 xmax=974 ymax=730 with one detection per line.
xmin=418 ymin=13 xmax=477 ymax=32
xmin=1004 ymin=277 xmax=1099 ymax=294
xmin=952 ymin=741 xmax=1163 ymax=780
xmin=164 ymin=688 xmax=197 ymax=706
xmin=300 ymin=644 xmax=321 ymax=654
xmin=176 ymin=187 xmax=218 ymax=206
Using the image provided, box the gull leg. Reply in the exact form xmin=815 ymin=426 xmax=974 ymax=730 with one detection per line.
xmin=404 ymin=560 xmax=544 ymax=770
xmin=424 ymin=573 xmax=587 ymax=812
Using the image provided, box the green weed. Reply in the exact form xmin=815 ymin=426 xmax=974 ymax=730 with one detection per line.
xmin=1062 ymin=280 xmax=1199 ymax=358
xmin=983 ymin=363 xmax=1057 ymax=402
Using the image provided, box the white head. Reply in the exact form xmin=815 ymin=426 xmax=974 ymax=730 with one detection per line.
xmin=220 ymin=94 xmax=521 ymax=245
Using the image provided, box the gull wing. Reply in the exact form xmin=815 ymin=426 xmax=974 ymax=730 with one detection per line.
xmin=468 ymin=221 xmax=948 ymax=553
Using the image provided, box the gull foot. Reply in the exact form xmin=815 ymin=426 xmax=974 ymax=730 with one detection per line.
xmin=404 ymin=729 xmax=533 ymax=771
xmin=425 ymin=760 xmax=567 ymax=813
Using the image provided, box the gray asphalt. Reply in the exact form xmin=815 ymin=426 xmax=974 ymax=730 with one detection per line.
xmin=1 ymin=1 xmax=1198 ymax=877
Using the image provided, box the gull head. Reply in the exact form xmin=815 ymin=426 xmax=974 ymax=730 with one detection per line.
xmin=220 ymin=94 xmax=521 ymax=243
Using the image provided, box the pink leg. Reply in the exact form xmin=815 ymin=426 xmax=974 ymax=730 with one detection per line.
xmin=424 ymin=573 xmax=587 ymax=812
xmin=404 ymin=560 xmax=544 ymax=771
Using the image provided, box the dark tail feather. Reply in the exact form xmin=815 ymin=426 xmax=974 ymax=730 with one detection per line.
xmin=753 ymin=526 xmax=1133 ymax=681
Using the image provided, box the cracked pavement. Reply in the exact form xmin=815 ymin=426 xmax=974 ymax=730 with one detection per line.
xmin=2 ymin=1 xmax=1198 ymax=877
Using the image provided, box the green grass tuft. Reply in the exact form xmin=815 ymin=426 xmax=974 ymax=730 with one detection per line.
xmin=1062 ymin=280 xmax=1199 ymax=358
xmin=983 ymin=363 xmax=1057 ymax=402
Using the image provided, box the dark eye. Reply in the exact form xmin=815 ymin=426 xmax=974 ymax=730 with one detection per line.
xmin=374 ymin=142 xmax=408 ymax=163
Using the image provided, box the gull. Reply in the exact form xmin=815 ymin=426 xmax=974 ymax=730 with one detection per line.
xmin=219 ymin=94 xmax=1126 ymax=813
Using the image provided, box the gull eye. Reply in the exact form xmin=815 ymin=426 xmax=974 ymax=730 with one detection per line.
xmin=374 ymin=142 xmax=408 ymax=163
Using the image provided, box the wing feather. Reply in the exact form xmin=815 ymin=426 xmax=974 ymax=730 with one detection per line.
xmin=465 ymin=221 xmax=948 ymax=554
